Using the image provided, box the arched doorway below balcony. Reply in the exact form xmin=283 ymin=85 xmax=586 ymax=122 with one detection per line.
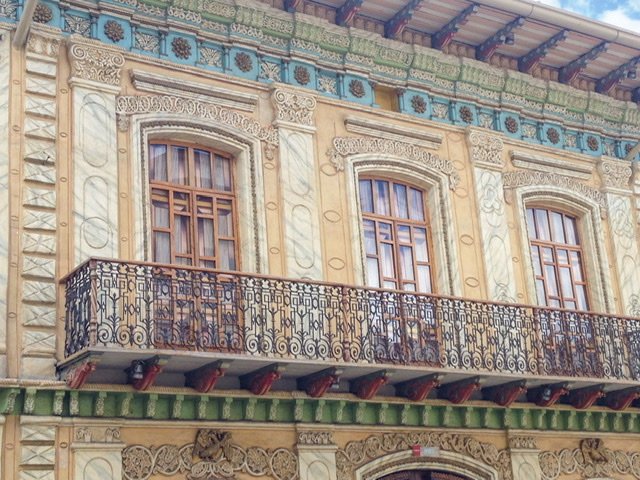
xmin=379 ymin=471 xmax=472 ymax=480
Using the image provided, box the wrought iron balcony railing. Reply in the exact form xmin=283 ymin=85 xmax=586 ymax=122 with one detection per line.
xmin=63 ymin=259 xmax=640 ymax=381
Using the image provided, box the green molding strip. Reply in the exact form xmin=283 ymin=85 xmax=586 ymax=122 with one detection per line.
xmin=1 ymin=387 xmax=638 ymax=433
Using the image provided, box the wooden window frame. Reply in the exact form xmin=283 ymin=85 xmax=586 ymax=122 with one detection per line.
xmin=527 ymin=207 xmax=589 ymax=310
xmin=359 ymin=177 xmax=436 ymax=293
xmin=149 ymin=141 xmax=240 ymax=270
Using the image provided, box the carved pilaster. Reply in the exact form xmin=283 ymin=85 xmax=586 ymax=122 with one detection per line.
xmin=598 ymin=156 xmax=633 ymax=194
xmin=67 ymin=38 xmax=125 ymax=92
xmin=271 ymin=87 xmax=317 ymax=131
xmin=509 ymin=436 xmax=541 ymax=480
xmin=297 ymin=430 xmax=337 ymax=480
xmin=467 ymin=128 xmax=505 ymax=170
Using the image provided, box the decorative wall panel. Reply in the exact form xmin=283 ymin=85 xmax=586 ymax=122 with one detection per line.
xmin=0 ymin=28 xmax=10 ymax=373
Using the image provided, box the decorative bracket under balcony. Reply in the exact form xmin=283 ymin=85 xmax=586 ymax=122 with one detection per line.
xmin=527 ymin=382 xmax=569 ymax=407
xmin=438 ymin=377 xmax=483 ymax=404
xmin=351 ymin=370 xmax=390 ymax=399
xmin=63 ymin=353 xmax=103 ymax=389
xmin=298 ymin=367 xmax=343 ymax=398
xmin=126 ymin=356 xmax=169 ymax=391
xmin=483 ymin=380 xmax=527 ymax=407
xmin=185 ymin=360 xmax=230 ymax=393
xmin=395 ymin=373 xmax=441 ymax=401
xmin=566 ymin=384 xmax=605 ymax=409
xmin=240 ymin=364 xmax=286 ymax=395
xmin=603 ymin=386 xmax=640 ymax=411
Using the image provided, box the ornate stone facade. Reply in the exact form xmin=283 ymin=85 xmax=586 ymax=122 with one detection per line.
xmin=68 ymin=40 xmax=125 ymax=87
xmin=271 ymin=88 xmax=317 ymax=127
xmin=122 ymin=429 xmax=298 ymax=480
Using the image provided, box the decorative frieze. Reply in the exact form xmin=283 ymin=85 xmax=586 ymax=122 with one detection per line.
xmin=116 ymin=95 xmax=278 ymax=145
xmin=68 ymin=40 xmax=125 ymax=88
xmin=328 ymin=136 xmax=460 ymax=190
xmin=122 ymin=429 xmax=298 ymax=480
xmin=271 ymin=87 xmax=317 ymax=128
xmin=336 ymin=432 xmax=512 ymax=480
xmin=467 ymin=129 xmax=505 ymax=169
xmin=598 ymin=156 xmax=633 ymax=191
xmin=508 ymin=437 xmax=537 ymax=450
xmin=539 ymin=438 xmax=640 ymax=480
xmin=297 ymin=431 xmax=335 ymax=446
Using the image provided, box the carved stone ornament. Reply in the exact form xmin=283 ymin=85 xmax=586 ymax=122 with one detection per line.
xmin=234 ymin=52 xmax=253 ymax=72
xmin=539 ymin=438 xmax=640 ymax=480
xmin=546 ymin=127 xmax=560 ymax=144
xmin=32 ymin=3 xmax=52 ymax=23
xmin=336 ymin=432 xmax=512 ymax=480
xmin=411 ymin=95 xmax=427 ymax=114
xmin=328 ymin=136 xmax=460 ymax=190
xmin=116 ymin=95 xmax=278 ymax=145
xmin=503 ymin=170 xmax=608 ymax=213
xmin=459 ymin=105 xmax=474 ymax=124
xmin=271 ymin=88 xmax=317 ymax=127
xmin=171 ymin=37 xmax=192 ymax=59
xmin=297 ymin=431 xmax=335 ymax=446
xmin=293 ymin=65 xmax=311 ymax=85
xmin=504 ymin=116 xmax=519 ymax=133
xmin=467 ymin=129 xmax=505 ymax=167
xmin=122 ymin=429 xmax=298 ymax=480
xmin=27 ymin=32 xmax=61 ymax=58
xmin=74 ymin=426 xmax=121 ymax=443
xmin=68 ymin=41 xmax=125 ymax=87
xmin=586 ymin=135 xmax=599 ymax=151
xmin=508 ymin=436 xmax=537 ymax=450
xmin=104 ymin=20 xmax=125 ymax=43
xmin=349 ymin=79 xmax=366 ymax=98
xmin=598 ymin=158 xmax=632 ymax=190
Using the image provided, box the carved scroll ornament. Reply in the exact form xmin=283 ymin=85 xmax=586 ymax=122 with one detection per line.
xmin=122 ymin=429 xmax=298 ymax=480
xmin=328 ymin=136 xmax=460 ymax=190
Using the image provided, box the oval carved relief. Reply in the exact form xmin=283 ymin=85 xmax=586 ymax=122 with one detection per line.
xmin=460 ymin=234 xmax=474 ymax=245
xmin=320 ymin=163 xmax=338 ymax=177
xmin=465 ymin=277 xmax=480 ymax=288
xmin=266 ymin=202 xmax=278 ymax=211
xmin=328 ymin=257 xmax=345 ymax=270
xmin=323 ymin=210 xmax=342 ymax=223
xmin=454 ymin=187 xmax=468 ymax=198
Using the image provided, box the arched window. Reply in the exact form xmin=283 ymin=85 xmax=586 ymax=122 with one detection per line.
xmin=359 ymin=178 xmax=434 ymax=293
xmin=526 ymin=207 xmax=588 ymax=310
xmin=149 ymin=142 xmax=238 ymax=270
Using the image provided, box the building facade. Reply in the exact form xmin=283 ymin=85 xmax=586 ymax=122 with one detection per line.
xmin=1 ymin=0 xmax=640 ymax=478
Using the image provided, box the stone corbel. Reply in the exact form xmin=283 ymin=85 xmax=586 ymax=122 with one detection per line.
xmin=271 ymin=86 xmax=317 ymax=132
xmin=67 ymin=36 xmax=125 ymax=93
xmin=597 ymin=156 xmax=633 ymax=195
xmin=466 ymin=127 xmax=505 ymax=171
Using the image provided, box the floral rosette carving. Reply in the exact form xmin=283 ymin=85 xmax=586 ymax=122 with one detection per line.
xmin=504 ymin=116 xmax=518 ymax=133
xmin=32 ymin=4 xmax=53 ymax=23
xmin=459 ymin=106 xmax=474 ymax=123
xmin=171 ymin=37 xmax=192 ymax=59
xmin=411 ymin=95 xmax=427 ymax=114
xmin=349 ymin=79 xmax=366 ymax=98
xmin=586 ymin=135 xmax=599 ymax=151
xmin=104 ymin=20 xmax=125 ymax=43
xmin=235 ymin=52 xmax=253 ymax=72
xmin=546 ymin=127 xmax=560 ymax=144
xmin=293 ymin=65 xmax=311 ymax=85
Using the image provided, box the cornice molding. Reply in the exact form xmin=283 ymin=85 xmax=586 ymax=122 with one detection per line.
xmin=344 ymin=116 xmax=442 ymax=150
xmin=510 ymin=150 xmax=594 ymax=180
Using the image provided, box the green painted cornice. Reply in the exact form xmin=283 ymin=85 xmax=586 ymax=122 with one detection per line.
xmin=1 ymin=387 xmax=638 ymax=434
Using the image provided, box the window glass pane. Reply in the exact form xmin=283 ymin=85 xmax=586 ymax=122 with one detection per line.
xmin=378 ymin=223 xmax=393 ymax=241
xmin=381 ymin=243 xmax=395 ymax=278
xmin=196 ymin=195 xmax=214 ymax=215
xmin=417 ymin=265 xmax=431 ymax=293
xmin=171 ymin=146 xmax=188 ymax=184
xmin=564 ymin=300 xmax=576 ymax=310
xmin=219 ymin=240 xmax=236 ymax=270
xmin=403 ymin=283 xmax=416 ymax=292
xmin=526 ymin=208 xmax=536 ymax=239
xmin=394 ymin=183 xmax=408 ymax=219
xmin=559 ymin=267 xmax=573 ymax=298
xmin=150 ymin=144 xmax=168 ymax=181
xmin=198 ymin=218 xmax=215 ymax=257
xmin=363 ymin=220 xmax=377 ymax=255
xmin=152 ymin=199 xmax=169 ymax=228
xmin=550 ymin=212 xmax=565 ymax=244
xmin=173 ymin=192 xmax=190 ymax=212
xmin=576 ymin=285 xmax=588 ymax=310
xmin=194 ymin=149 xmax=213 ymax=189
xmin=398 ymin=225 xmax=411 ymax=243
xmin=549 ymin=298 xmax=561 ymax=308
xmin=217 ymin=209 xmax=233 ymax=237
xmin=174 ymin=215 xmax=191 ymax=254
xmin=570 ymin=251 xmax=583 ymax=281
xmin=531 ymin=246 xmax=542 ymax=276
xmin=414 ymin=228 xmax=429 ymax=262
xmin=154 ymin=232 xmax=171 ymax=263
xmin=384 ymin=281 xmax=396 ymax=289
xmin=557 ymin=249 xmax=569 ymax=265
xmin=375 ymin=180 xmax=390 ymax=216
xmin=215 ymin=155 xmax=232 ymax=191
xmin=366 ymin=258 xmax=380 ymax=287
xmin=565 ymin=216 xmax=578 ymax=245
xmin=400 ymin=246 xmax=415 ymax=281
xmin=535 ymin=279 xmax=546 ymax=304
xmin=545 ymin=265 xmax=558 ymax=296
xmin=535 ymin=209 xmax=550 ymax=241
xmin=542 ymin=247 xmax=554 ymax=264
xmin=408 ymin=188 xmax=425 ymax=221
xmin=176 ymin=256 xmax=192 ymax=266
xmin=359 ymin=180 xmax=374 ymax=213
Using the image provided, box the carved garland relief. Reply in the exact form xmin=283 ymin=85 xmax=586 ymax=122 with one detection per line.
xmin=328 ymin=137 xmax=460 ymax=190
xmin=122 ymin=429 xmax=298 ymax=480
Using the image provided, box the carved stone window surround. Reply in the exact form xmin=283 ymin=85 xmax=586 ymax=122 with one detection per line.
xmin=129 ymin=117 xmax=268 ymax=273
xmin=509 ymin=185 xmax=614 ymax=314
xmin=343 ymin=154 xmax=462 ymax=296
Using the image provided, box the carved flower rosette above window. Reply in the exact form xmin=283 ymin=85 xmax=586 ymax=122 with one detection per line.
xmin=349 ymin=79 xmax=366 ymax=98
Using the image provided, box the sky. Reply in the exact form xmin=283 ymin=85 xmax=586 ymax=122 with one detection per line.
xmin=535 ymin=0 xmax=640 ymax=33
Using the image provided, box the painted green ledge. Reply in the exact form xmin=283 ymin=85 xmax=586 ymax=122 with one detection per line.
xmin=1 ymin=387 xmax=638 ymax=433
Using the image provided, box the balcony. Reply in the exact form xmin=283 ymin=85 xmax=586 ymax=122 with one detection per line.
xmin=59 ymin=259 xmax=640 ymax=409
